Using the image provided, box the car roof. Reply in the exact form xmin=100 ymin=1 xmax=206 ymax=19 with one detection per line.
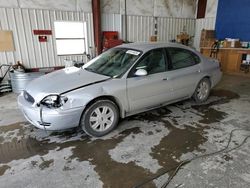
xmin=116 ymin=42 xmax=195 ymax=53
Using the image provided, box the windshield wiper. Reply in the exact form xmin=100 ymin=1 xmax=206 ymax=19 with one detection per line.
xmin=84 ymin=67 xmax=96 ymax=73
xmin=84 ymin=67 xmax=112 ymax=78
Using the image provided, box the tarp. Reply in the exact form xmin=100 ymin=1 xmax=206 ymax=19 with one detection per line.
xmin=215 ymin=0 xmax=250 ymax=41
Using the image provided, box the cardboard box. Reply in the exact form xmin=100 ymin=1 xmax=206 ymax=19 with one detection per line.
xmin=200 ymin=29 xmax=215 ymax=40
xmin=0 ymin=30 xmax=15 ymax=51
xmin=200 ymin=39 xmax=216 ymax=48
xmin=177 ymin=33 xmax=189 ymax=43
xmin=150 ymin=35 xmax=157 ymax=42
xmin=223 ymin=41 xmax=241 ymax=48
xmin=200 ymin=29 xmax=216 ymax=48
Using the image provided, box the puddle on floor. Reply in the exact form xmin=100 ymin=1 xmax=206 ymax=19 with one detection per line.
xmin=0 ymin=123 xmax=23 ymax=133
xmin=131 ymin=109 xmax=209 ymax=187
xmin=38 ymin=158 xmax=54 ymax=170
xmin=192 ymin=89 xmax=239 ymax=124
xmin=0 ymin=89 xmax=239 ymax=187
xmin=151 ymin=120 xmax=207 ymax=170
xmin=0 ymin=125 xmax=156 ymax=187
xmin=0 ymin=137 xmax=56 ymax=163
xmin=211 ymin=89 xmax=240 ymax=99
xmin=70 ymin=127 xmax=157 ymax=188
xmin=192 ymin=89 xmax=240 ymax=109
xmin=0 ymin=165 xmax=10 ymax=176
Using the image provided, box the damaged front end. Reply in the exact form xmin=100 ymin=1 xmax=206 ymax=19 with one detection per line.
xmin=38 ymin=94 xmax=69 ymax=130
xmin=39 ymin=94 xmax=68 ymax=108
xmin=18 ymin=91 xmax=84 ymax=131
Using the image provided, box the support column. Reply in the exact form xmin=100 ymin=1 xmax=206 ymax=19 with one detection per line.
xmin=92 ymin=0 xmax=102 ymax=55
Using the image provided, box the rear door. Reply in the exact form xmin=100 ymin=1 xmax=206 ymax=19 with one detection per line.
xmin=166 ymin=47 xmax=202 ymax=99
xmin=126 ymin=48 xmax=175 ymax=112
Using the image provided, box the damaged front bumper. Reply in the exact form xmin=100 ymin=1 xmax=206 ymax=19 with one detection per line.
xmin=17 ymin=94 xmax=84 ymax=131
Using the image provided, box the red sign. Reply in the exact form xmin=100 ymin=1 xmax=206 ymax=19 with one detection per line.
xmin=39 ymin=36 xmax=47 ymax=42
xmin=33 ymin=30 xmax=52 ymax=35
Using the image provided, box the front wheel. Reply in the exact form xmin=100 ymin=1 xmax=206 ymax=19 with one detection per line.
xmin=80 ymin=100 xmax=119 ymax=137
xmin=193 ymin=78 xmax=211 ymax=103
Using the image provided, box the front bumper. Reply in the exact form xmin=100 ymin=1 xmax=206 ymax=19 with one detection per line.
xmin=18 ymin=94 xmax=84 ymax=131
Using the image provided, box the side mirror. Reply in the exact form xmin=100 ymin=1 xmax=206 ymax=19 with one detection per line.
xmin=135 ymin=69 xmax=148 ymax=77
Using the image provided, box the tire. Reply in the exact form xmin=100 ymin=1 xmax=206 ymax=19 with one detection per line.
xmin=80 ymin=99 xmax=119 ymax=137
xmin=193 ymin=78 xmax=211 ymax=103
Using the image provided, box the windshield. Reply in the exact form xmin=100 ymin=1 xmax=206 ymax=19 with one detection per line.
xmin=83 ymin=48 xmax=141 ymax=78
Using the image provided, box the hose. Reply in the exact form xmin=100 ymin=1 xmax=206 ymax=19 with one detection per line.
xmin=133 ymin=128 xmax=250 ymax=188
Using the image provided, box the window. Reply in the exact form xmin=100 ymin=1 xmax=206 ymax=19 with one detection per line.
xmin=167 ymin=48 xmax=200 ymax=70
xmin=54 ymin=21 xmax=86 ymax=55
xmin=132 ymin=49 xmax=166 ymax=76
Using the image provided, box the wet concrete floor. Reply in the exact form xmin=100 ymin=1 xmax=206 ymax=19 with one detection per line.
xmin=0 ymin=74 xmax=250 ymax=188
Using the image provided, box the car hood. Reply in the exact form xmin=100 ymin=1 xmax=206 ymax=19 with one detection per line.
xmin=25 ymin=67 xmax=110 ymax=102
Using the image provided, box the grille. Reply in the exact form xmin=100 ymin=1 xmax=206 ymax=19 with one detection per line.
xmin=23 ymin=90 xmax=35 ymax=104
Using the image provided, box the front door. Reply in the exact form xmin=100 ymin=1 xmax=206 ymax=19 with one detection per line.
xmin=126 ymin=48 xmax=175 ymax=113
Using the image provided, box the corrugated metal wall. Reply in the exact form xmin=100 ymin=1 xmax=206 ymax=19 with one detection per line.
xmin=194 ymin=17 xmax=216 ymax=50
xmin=119 ymin=15 xmax=196 ymax=43
xmin=124 ymin=15 xmax=154 ymax=42
xmin=101 ymin=13 xmax=122 ymax=37
xmin=102 ymin=14 xmax=154 ymax=42
xmin=0 ymin=7 xmax=94 ymax=70
xmin=157 ymin=17 xmax=196 ymax=43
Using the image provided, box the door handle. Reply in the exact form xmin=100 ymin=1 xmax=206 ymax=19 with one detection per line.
xmin=163 ymin=77 xmax=169 ymax=81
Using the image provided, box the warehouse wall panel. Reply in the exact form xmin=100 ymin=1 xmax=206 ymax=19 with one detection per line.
xmin=194 ymin=17 xmax=216 ymax=50
xmin=123 ymin=15 xmax=154 ymax=42
xmin=0 ymin=0 xmax=19 ymax=8
xmin=0 ymin=8 xmax=94 ymax=70
xmin=157 ymin=17 xmax=196 ymax=43
xmin=0 ymin=0 xmax=197 ymax=18
xmin=101 ymin=0 xmax=121 ymax=14
xmin=102 ymin=13 xmax=122 ymax=37
xmin=0 ymin=0 xmax=92 ymax=12
xmin=153 ymin=0 xmax=196 ymax=18
xmin=205 ymin=0 xmax=218 ymax=18
xmin=19 ymin=0 xmax=77 ymax=11
xmin=120 ymin=16 xmax=195 ymax=44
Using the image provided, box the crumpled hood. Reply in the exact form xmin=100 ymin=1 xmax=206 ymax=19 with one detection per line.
xmin=25 ymin=67 xmax=110 ymax=103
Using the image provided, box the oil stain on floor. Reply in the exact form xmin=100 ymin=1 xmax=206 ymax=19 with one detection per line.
xmin=0 ymin=89 xmax=241 ymax=188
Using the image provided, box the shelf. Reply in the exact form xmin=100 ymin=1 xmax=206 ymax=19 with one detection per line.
xmin=200 ymin=47 xmax=250 ymax=77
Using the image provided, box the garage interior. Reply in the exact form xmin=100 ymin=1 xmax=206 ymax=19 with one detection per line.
xmin=0 ymin=0 xmax=250 ymax=187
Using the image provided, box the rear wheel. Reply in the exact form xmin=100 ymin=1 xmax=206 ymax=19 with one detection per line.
xmin=80 ymin=100 xmax=119 ymax=137
xmin=193 ymin=78 xmax=211 ymax=103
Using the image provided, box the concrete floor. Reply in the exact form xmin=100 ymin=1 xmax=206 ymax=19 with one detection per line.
xmin=0 ymin=74 xmax=250 ymax=188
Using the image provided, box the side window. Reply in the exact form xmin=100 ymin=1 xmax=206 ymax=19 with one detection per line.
xmin=167 ymin=48 xmax=200 ymax=70
xmin=133 ymin=49 xmax=166 ymax=75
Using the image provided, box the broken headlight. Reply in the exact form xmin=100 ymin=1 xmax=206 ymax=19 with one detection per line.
xmin=40 ymin=95 xmax=68 ymax=108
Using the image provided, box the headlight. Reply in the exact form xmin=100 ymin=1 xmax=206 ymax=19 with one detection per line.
xmin=40 ymin=95 xmax=68 ymax=108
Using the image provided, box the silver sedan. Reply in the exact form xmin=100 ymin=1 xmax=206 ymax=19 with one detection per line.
xmin=18 ymin=42 xmax=222 ymax=137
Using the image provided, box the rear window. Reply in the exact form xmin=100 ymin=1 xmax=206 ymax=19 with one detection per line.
xmin=167 ymin=48 xmax=200 ymax=70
